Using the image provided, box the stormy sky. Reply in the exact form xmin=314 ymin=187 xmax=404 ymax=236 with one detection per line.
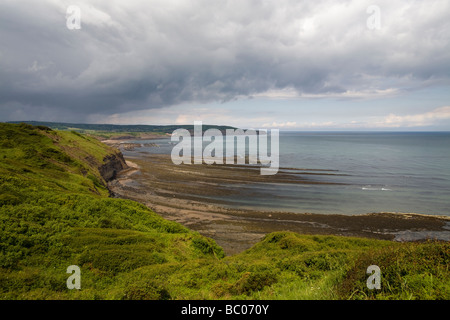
xmin=1 ymin=0 xmax=450 ymax=130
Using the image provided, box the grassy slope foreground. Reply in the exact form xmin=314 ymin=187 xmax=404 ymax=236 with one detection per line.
xmin=0 ymin=123 xmax=448 ymax=300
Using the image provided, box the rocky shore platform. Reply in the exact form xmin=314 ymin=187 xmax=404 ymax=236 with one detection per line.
xmin=104 ymin=152 xmax=450 ymax=255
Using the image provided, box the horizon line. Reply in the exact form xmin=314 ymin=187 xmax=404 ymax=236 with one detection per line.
xmin=4 ymin=120 xmax=450 ymax=132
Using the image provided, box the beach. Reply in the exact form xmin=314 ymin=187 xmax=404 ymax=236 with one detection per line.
xmin=107 ymin=149 xmax=450 ymax=255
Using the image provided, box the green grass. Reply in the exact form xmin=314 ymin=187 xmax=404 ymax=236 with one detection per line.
xmin=0 ymin=122 xmax=448 ymax=300
xmin=0 ymin=123 xmax=223 ymax=299
xmin=338 ymin=241 xmax=449 ymax=299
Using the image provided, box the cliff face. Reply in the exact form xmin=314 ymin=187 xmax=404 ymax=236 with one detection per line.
xmin=98 ymin=152 xmax=128 ymax=182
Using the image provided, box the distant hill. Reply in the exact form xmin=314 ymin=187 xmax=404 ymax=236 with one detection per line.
xmin=6 ymin=121 xmax=237 ymax=134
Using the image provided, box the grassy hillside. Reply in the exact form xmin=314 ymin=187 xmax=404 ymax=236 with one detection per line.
xmin=0 ymin=123 xmax=448 ymax=300
xmin=0 ymin=123 xmax=224 ymax=299
xmin=7 ymin=121 xmax=238 ymax=140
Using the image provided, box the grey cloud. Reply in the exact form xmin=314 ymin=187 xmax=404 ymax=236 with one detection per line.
xmin=0 ymin=0 xmax=449 ymax=122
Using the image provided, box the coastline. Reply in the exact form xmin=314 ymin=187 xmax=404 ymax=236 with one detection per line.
xmin=107 ymin=151 xmax=450 ymax=255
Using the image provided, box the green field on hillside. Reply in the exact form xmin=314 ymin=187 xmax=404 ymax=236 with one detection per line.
xmin=6 ymin=121 xmax=237 ymax=140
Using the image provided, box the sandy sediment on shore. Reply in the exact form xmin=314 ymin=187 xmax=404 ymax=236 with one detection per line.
xmin=125 ymin=160 xmax=139 ymax=169
xmin=108 ymin=153 xmax=450 ymax=255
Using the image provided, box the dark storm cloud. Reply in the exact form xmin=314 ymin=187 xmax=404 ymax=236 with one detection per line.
xmin=0 ymin=0 xmax=449 ymax=122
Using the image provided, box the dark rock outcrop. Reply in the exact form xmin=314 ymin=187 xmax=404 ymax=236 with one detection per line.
xmin=98 ymin=152 xmax=128 ymax=182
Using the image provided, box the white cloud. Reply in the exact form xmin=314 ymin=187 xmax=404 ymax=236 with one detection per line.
xmin=378 ymin=106 xmax=450 ymax=127
xmin=262 ymin=121 xmax=297 ymax=128
xmin=100 ymin=104 xmax=238 ymax=126
xmin=252 ymin=88 xmax=299 ymax=99
xmin=27 ymin=60 xmax=52 ymax=72
xmin=299 ymin=88 xmax=400 ymax=99
xmin=259 ymin=106 xmax=450 ymax=130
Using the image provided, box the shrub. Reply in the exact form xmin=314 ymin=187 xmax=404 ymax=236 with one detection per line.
xmin=338 ymin=241 xmax=450 ymax=300
xmin=232 ymin=270 xmax=278 ymax=295
xmin=0 ymin=194 xmax=21 ymax=206
xmin=122 ymin=281 xmax=171 ymax=300
xmin=191 ymin=236 xmax=225 ymax=259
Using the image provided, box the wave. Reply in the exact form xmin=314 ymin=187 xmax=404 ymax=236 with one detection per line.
xmin=362 ymin=186 xmax=392 ymax=191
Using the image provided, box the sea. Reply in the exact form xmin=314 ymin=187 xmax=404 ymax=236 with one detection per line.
xmin=123 ymin=131 xmax=450 ymax=217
